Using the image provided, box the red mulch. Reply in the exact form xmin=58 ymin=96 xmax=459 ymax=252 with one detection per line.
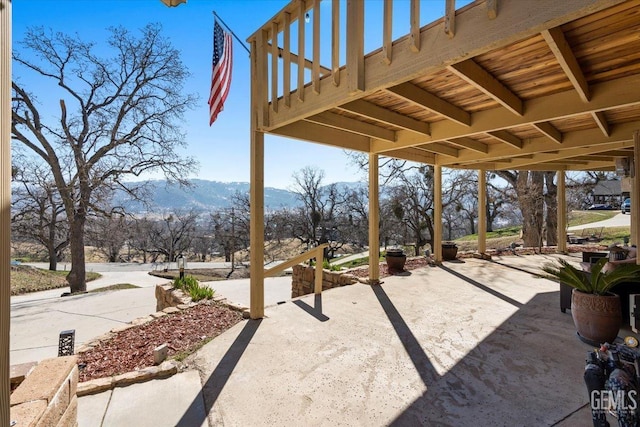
xmin=77 ymin=303 xmax=243 ymax=382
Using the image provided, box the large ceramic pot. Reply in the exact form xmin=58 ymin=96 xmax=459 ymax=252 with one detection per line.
xmin=385 ymin=249 xmax=406 ymax=273
xmin=571 ymin=289 xmax=621 ymax=345
xmin=442 ymin=243 xmax=458 ymax=261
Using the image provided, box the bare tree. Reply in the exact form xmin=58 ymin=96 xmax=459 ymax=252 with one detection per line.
xmin=290 ymin=166 xmax=350 ymax=258
xmin=12 ymin=24 xmax=197 ymax=292
xmin=11 ymin=161 xmax=69 ymax=270
xmin=147 ymin=211 xmax=199 ymax=263
xmin=86 ymin=214 xmax=128 ymax=262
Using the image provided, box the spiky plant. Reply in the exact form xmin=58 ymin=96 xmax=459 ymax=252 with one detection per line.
xmin=541 ymin=258 xmax=640 ymax=296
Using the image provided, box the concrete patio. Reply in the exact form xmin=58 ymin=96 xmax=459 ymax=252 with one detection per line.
xmin=79 ymin=253 xmax=619 ymax=426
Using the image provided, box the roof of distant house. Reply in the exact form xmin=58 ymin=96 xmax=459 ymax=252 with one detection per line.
xmin=592 ymin=180 xmax=621 ymax=196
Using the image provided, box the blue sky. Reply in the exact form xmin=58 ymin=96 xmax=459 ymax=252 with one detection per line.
xmin=12 ymin=0 xmax=465 ymax=189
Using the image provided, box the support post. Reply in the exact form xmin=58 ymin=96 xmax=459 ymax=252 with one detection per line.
xmin=250 ymin=38 xmax=265 ymax=319
xmin=477 ymin=169 xmax=487 ymax=255
xmin=634 ymin=131 xmax=640 ymax=258
xmin=369 ymin=154 xmax=380 ymax=283
xmin=0 ymin=0 xmax=11 ymax=422
xmin=557 ymin=170 xmax=567 ymax=253
xmin=434 ymin=165 xmax=443 ymax=262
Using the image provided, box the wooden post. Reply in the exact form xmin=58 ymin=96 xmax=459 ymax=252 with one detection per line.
xmin=369 ymin=154 xmax=380 ymax=283
xmin=434 ymin=165 xmax=443 ymax=262
xmin=634 ymin=131 xmax=640 ymax=259
xmin=250 ymin=38 xmax=265 ymax=319
xmin=477 ymin=169 xmax=487 ymax=255
xmin=346 ymin=0 xmax=364 ymax=94
xmin=557 ymin=170 xmax=567 ymax=253
xmin=0 ymin=0 xmax=11 ymax=422
xmin=314 ymin=245 xmax=323 ymax=294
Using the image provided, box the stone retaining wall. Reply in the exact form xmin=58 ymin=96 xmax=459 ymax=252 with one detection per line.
xmin=10 ymin=356 xmax=78 ymax=426
xmin=291 ymin=265 xmax=358 ymax=298
xmin=155 ymin=284 xmax=192 ymax=312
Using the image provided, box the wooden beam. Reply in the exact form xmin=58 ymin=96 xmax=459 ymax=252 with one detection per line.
xmin=533 ymin=121 xmax=563 ymax=143
xmin=421 ymin=143 xmax=459 ymax=158
xmin=1 ymin=0 xmax=11 ymax=421
xmin=272 ymin=121 xmax=371 ymax=152
xmin=369 ymin=154 xmax=380 ymax=283
xmin=478 ymin=169 xmax=487 ymax=254
xmin=339 ymin=100 xmax=431 ymax=135
xmin=271 ymin=21 xmax=279 ymax=113
xmin=434 ymin=165 xmax=443 ymax=262
xmin=446 ymin=137 xmax=488 ymax=153
xmin=557 ymin=170 xmax=567 ymax=253
xmin=346 ymin=0 xmax=364 ymax=94
xmin=387 ymin=82 xmax=471 ymax=126
xmin=487 ymin=130 xmax=522 ymax=149
xmin=410 ymin=0 xmax=420 ymax=52
xmin=542 ymin=26 xmax=590 ymax=103
xmin=383 ymin=0 xmax=392 ymax=65
xmin=256 ymin=31 xmax=269 ymax=130
xmin=448 ymin=59 xmax=523 ymax=116
xmin=487 ymin=0 xmax=498 ymax=19
xmin=305 ymin=111 xmax=396 ymax=142
xmin=439 ymin=120 xmax=640 ymax=166
xmin=297 ymin=0 xmax=306 ymax=102
xmin=445 ymin=0 xmax=456 ymax=38
xmin=283 ymin=13 xmax=291 ymax=107
xmin=592 ymin=111 xmax=610 ymax=137
xmin=264 ymin=243 xmax=328 ymax=277
xmin=492 ymin=140 xmax=631 ymax=169
xmin=384 ymin=147 xmax=436 ymax=164
xmin=332 ymin=0 xmax=340 ymax=86
xmin=312 ymin=0 xmax=320 ymax=94
xmin=371 ymin=73 xmax=640 ymax=154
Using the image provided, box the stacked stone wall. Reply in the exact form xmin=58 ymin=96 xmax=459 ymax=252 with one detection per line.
xmin=291 ymin=265 xmax=358 ymax=298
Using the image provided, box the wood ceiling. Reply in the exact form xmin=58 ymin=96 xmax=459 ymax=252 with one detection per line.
xmin=256 ymin=0 xmax=640 ymax=172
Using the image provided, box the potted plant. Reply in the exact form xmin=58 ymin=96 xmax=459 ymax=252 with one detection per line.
xmin=385 ymin=248 xmax=406 ymax=273
xmin=442 ymin=242 xmax=458 ymax=261
xmin=542 ymin=258 xmax=640 ymax=345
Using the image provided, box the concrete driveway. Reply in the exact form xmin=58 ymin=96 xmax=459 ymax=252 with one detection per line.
xmin=568 ymin=212 xmax=630 ymax=230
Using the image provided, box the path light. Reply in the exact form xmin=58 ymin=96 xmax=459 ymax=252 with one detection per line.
xmin=177 ymin=254 xmax=185 ymax=279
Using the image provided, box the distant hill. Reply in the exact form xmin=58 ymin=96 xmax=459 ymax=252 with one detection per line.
xmin=114 ymin=179 xmax=365 ymax=214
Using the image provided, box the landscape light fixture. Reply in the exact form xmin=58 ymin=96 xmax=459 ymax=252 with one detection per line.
xmin=177 ymin=254 xmax=185 ymax=279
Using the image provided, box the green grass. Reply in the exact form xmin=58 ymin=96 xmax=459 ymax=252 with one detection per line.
xmin=456 ymin=226 xmax=521 ymax=241
xmin=567 ymin=210 xmax=618 ymax=227
xmin=88 ymin=284 xmax=139 ymax=293
xmin=10 ymin=265 xmax=101 ymax=295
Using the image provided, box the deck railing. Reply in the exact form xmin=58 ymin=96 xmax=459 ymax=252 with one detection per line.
xmin=264 ymin=243 xmax=328 ymax=294
xmin=248 ymin=0 xmax=484 ymax=132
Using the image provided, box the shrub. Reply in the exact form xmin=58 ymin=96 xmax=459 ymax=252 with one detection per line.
xmin=173 ymin=275 xmax=215 ymax=301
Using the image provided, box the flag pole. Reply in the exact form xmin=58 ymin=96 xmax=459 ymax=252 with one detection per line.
xmin=213 ymin=11 xmax=251 ymax=55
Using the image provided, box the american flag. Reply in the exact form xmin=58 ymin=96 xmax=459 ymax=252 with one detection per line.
xmin=208 ymin=21 xmax=233 ymax=125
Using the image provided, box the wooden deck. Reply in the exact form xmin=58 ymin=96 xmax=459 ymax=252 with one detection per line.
xmin=249 ymin=0 xmax=640 ymax=171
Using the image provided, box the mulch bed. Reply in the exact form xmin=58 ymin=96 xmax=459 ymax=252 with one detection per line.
xmin=77 ymin=302 xmax=243 ymax=382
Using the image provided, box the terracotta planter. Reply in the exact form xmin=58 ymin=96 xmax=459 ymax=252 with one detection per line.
xmin=442 ymin=244 xmax=458 ymax=261
xmin=571 ymin=289 xmax=621 ymax=345
xmin=385 ymin=250 xmax=406 ymax=273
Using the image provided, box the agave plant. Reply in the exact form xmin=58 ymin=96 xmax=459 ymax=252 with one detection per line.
xmin=541 ymin=258 xmax=640 ymax=296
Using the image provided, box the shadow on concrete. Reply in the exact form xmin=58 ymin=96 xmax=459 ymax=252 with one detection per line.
xmin=176 ymin=319 xmax=262 ymax=426
xmin=439 ymin=264 xmax=523 ymax=308
xmin=371 ymin=284 xmax=438 ymax=385
xmin=384 ymin=266 xmax=588 ymax=425
xmin=293 ymin=294 xmax=329 ymax=322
